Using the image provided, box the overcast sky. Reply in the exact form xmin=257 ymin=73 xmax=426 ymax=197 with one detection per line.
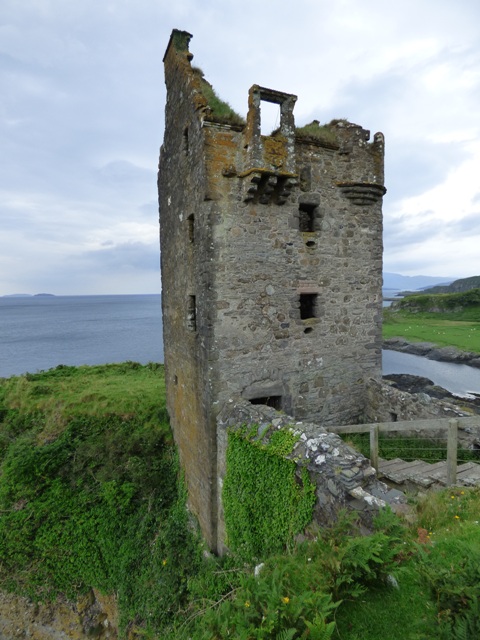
xmin=1 ymin=0 xmax=479 ymax=295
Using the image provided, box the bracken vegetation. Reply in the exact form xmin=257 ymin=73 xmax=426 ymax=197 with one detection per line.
xmin=2 ymin=363 xmax=480 ymax=638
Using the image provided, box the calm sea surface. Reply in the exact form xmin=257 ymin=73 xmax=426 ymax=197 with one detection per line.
xmin=0 ymin=295 xmax=163 ymax=378
xmin=383 ymin=349 xmax=480 ymax=397
xmin=2 ymin=295 xmax=479 ymax=396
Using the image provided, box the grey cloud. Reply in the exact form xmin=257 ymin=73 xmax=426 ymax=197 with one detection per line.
xmin=385 ymin=141 xmax=469 ymax=203
xmin=95 ymin=161 xmax=156 ymax=188
xmin=445 ymin=212 xmax=480 ymax=236
xmin=79 ymin=241 xmax=160 ymax=272
xmin=384 ymin=212 xmax=444 ymax=249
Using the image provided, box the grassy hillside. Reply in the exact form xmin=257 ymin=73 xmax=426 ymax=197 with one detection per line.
xmin=423 ymin=275 xmax=480 ymax=295
xmin=0 ymin=363 xmax=204 ymax=637
xmin=384 ymin=291 xmax=480 ymax=353
xmin=2 ymin=363 xmax=480 ymax=638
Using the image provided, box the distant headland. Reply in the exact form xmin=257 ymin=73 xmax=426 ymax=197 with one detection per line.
xmin=2 ymin=293 xmax=56 ymax=298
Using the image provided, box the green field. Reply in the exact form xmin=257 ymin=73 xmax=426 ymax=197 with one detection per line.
xmin=2 ymin=363 xmax=480 ymax=638
xmin=383 ymin=308 xmax=480 ymax=354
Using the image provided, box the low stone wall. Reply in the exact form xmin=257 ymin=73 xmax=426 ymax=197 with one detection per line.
xmin=366 ymin=377 xmax=480 ymax=448
xmin=216 ymin=399 xmax=405 ymax=553
xmin=366 ymin=377 xmax=470 ymax=423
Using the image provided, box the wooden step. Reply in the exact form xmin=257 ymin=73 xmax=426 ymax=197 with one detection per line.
xmin=378 ymin=457 xmax=480 ymax=489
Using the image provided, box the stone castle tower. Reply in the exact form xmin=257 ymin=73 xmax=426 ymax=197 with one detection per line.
xmin=159 ymin=30 xmax=386 ymax=550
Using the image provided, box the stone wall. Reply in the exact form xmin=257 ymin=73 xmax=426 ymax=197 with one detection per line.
xmin=366 ymin=377 xmax=480 ymax=447
xmin=159 ymin=29 xmax=386 ymax=551
xmin=366 ymin=377 xmax=469 ymax=423
xmin=159 ymin=31 xmax=219 ymax=548
xmin=216 ymin=399 xmax=405 ymax=554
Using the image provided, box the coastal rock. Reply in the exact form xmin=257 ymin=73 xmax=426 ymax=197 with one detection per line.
xmin=383 ymin=374 xmax=480 ymax=413
xmin=384 ymin=338 xmax=480 ymax=369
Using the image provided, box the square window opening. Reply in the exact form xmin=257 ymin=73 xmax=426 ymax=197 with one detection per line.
xmin=299 ymin=203 xmax=317 ymax=232
xmin=300 ymin=293 xmax=317 ymax=320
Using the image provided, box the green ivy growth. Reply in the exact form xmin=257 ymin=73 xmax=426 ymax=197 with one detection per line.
xmin=222 ymin=425 xmax=316 ymax=560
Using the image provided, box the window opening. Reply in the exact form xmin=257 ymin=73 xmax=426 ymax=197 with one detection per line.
xmin=250 ymin=396 xmax=282 ymax=410
xmin=187 ymin=214 xmax=194 ymax=243
xmin=183 ymin=127 xmax=189 ymax=154
xmin=300 ymin=293 xmax=317 ymax=320
xmin=299 ymin=203 xmax=317 ymax=232
xmin=260 ymin=100 xmax=281 ymax=135
xmin=187 ymin=295 xmax=197 ymax=331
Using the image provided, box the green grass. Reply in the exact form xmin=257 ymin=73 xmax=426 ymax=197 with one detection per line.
xmin=192 ymin=66 xmax=245 ymax=127
xmin=383 ymin=308 xmax=480 ymax=353
xmin=0 ymin=362 xmax=203 ymax=637
xmin=333 ymin=568 xmax=437 ymax=640
xmin=0 ymin=361 xmax=166 ymax=442
xmin=3 ymin=363 xmax=480 ymax=638
xmin=295 ymin=120 xmax=340 ymax=146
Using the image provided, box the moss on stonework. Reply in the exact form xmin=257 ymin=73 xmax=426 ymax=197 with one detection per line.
xmin=171 ymin=30 xmax=190 ymax=53
xmin=223 ymin=425 xmax=316 ymax=560
xmin=192 ymin=67 xmax=245 ymax=127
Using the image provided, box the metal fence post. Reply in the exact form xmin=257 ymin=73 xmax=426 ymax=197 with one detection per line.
xmin=447 ymin=418 xmax=458 ymax=486
xmin=370 ymin=424 xmax=379 ymax=472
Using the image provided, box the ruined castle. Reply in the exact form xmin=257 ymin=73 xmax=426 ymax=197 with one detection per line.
xmin=159 ymin=30 xmax=387 ymax=551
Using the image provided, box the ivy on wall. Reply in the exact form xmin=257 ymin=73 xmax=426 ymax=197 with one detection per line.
xmin=222 ymin=425 xmax=316 ymax=560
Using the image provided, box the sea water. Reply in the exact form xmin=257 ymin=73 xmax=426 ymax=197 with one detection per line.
xmin=2 ymin=294 xmax=479 ymax=397
xmin=0 ymin=295 xmax=163 ymax=378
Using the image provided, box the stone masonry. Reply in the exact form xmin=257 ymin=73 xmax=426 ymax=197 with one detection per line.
xmin=158 ymin=30 xmax=386 ymax=551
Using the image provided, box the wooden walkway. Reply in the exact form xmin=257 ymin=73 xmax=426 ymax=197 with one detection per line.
xmin=378 ymin=458 xmax=480 ymax=489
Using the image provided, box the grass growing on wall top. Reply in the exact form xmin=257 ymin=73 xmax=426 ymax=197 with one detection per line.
xmin=192 ymin=66 xmax=245 ymax=127
xmin=295 ymin=121 xmax=339 ymax=146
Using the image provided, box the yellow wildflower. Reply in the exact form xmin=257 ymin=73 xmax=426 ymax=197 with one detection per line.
xmin=244 ymin=601 xmax=250 ymax=608
xmin=282 ymin=596 xmax=290 ymax=604
xmin=454 ymin=515 xmax=460 ymax=519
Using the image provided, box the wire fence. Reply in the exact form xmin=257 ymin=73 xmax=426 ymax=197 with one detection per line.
xmin=346 ymin=433 xmax=480 ymax=465
xmin=330 ymin=416 xmax=480 ymax=486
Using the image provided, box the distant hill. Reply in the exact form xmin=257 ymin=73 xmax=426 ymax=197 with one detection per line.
xmin=422 ymin=275 xmax=480 ymax=295
xmin=383 ymin=272 xmax=454 ymax=291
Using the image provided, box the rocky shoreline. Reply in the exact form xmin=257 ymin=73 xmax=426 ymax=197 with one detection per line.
xmin=383 ymin=337 xmax=480 ymax=413
xmin=383 ymin=337 xmax=480 ymax=369
xmin=382 ymin=373 xmax=480 ymax=414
